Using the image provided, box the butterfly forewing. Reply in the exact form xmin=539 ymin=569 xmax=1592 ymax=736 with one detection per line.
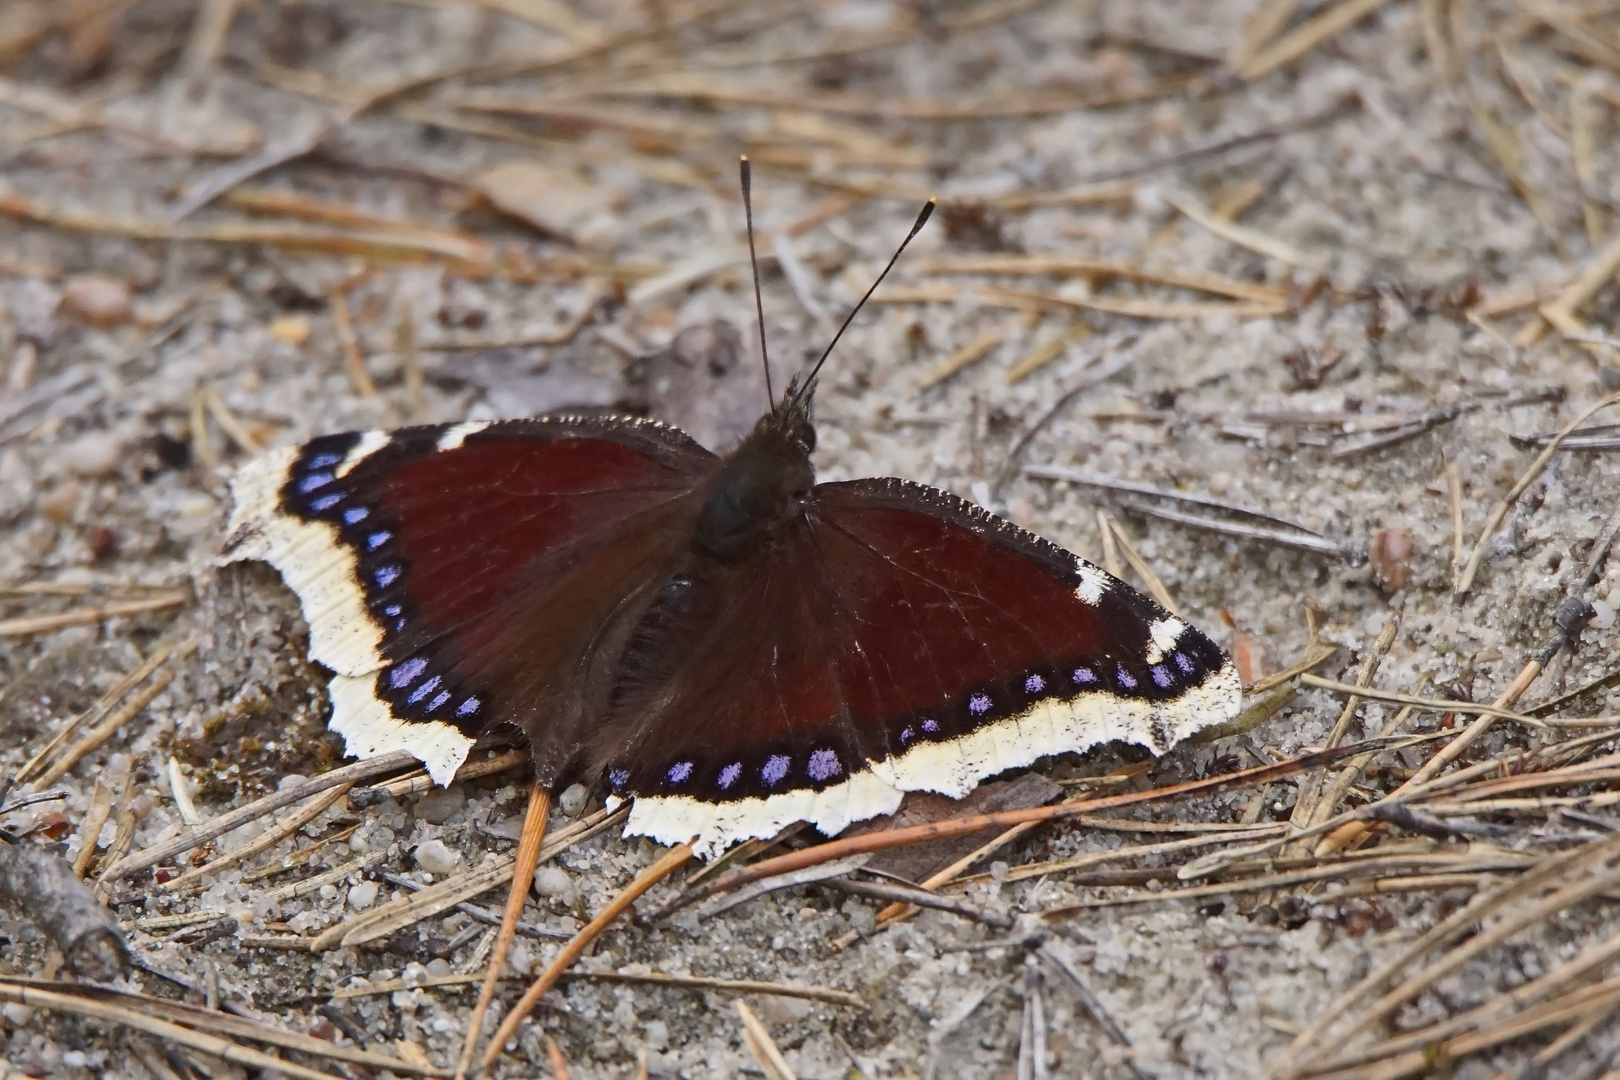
xmin=224 ymin=416 xmax=716 ymax=784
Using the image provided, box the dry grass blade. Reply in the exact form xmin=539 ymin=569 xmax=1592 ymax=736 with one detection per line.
xmin=1267 ymin=832 xmax=1620 ymax=1079
xmin=11 ymin=979 xmax=446 ymax=1075
xmin=1456 ymin=391 xmax=1620 ymax=595
xmin=70 ymin=774 xmax=121 ymax=878
xmin=104 ymin=750 xmax=417 ymax=880
xmin=1099 ymin=512 xmax=1179 ymax=615
xmin=314 ymin=805 xmax=624 ymax=950
xmin=0 ymin=591 xmax=189 ymax=638
xmin=329 ymin=286 xmax=377 ymax=398
xmin=738 ymin=1000 xmax=799 ymax=1080
xmin=349 ymin=748 xmax=528 ymax=808
xmin=663 ymin=745 xmax=1374 ymax=919
xmin=704 ymin=855 xmax=871 ymax=917
xmin=918 ymin=329 xmax=1003 ymax=391
xmin=1237 ymin=0 xmax=1394 ymax=79
xmin=1297 ymin=674 xmax=1553 ymax=728
xmin=331 ymin=968 xmax=865 ymax=1008
xmin=158 ymin=783 xmax=352 ymax=891
xmin=1162 ymin=190 xmax=1314 ymax=266
xmin=0 ymin=982 xmax=352 ymax=1080
xmin=33 ymin=668 xmax=174 ymax=789
xmin=16 ymin=639 xmax=179 ymax=785
xmin=985 ymin=284 xmax=1288 ymax=320
xmin=912 ymin=255 xmax=1290 ymax=304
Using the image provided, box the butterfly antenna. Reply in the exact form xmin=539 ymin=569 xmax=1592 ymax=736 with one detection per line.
xmin=792 ymin=197 xmax=936 ymax=408
xmin=739 ymin=156 xmax=777 ymax=416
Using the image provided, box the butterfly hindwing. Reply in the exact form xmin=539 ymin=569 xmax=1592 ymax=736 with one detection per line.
xmin=611 ymin=476 xmax=1241 ymax=857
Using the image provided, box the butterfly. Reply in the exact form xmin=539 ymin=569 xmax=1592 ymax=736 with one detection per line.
xmin=222 ymin=166 xmax=1241 ymax=862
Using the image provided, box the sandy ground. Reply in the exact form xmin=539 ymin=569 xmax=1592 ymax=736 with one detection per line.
xmin=3 ymin=0 xmax=1620 ymax=1076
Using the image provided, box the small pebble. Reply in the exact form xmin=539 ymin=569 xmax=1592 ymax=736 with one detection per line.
xmin=59 ymin=274 xmax=132 ymax=327
xmin=415 ymin=785 xmax=465 ymax=825
xmin=39 ymin=482 xmax=82 ymax=524
xmin=532 ymin=865 xmax=572 ymax=899
xmin=557 ymin=782 xmax=588 ymax=816
xmin=63 ymin=431 xmax=125 ymax=477
xmin=85 ymin=525 xmax=119 ymax=562
xmin=506 ymin=941 xmax=533 ymax=976
xmin=269 ymin=314 xmax=312 ymax=345
xmin=643 ymin=1020 xmax=670 ymax=1051
xmin=1591 ymin=600 xmax=1616 ymax=631
xmin=426 ymin=958 xmax=452 ymax=978
xmin=413 ymin=839 xmax=460 ymax=876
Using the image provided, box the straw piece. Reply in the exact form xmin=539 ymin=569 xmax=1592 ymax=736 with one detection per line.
xmin=912 ymin=255 xmax=1290 ymax=304
xmin=918 ymin=330 xmax=1002 ymax=390
xmin=0 ymin=592 xmax=189 ymax=638
xmin=331 ymin=968 xmax=864 ymax=1008
xmin=1099 ymin=512 xmax=1180 ymax=616
xmin=161 ymin=784 xmax=351 ymax=894
xmin=1237 ymin=0 xmax=1394 ymax=80
xmin=330 ymin=288 xmax=377 ymax=399
xmin=70 ymin=774 xmax=119 ymax=879
xmin=1456 ymin=391 xmax=1620 ymax=595
xmin=104 ymin=750 xmax=416 ymax=880
xmin=738 ymin=1001 xmax=799 ymax=1080
xmin=17 ymin=640 xmax=178 ymax=785
xmin=34 ymin=668 xmax=175 ymax=789
xmin=0 ymin=983 xmax=348 ymax=1080
xmin=987 ymin=284 xmax=1287 ymax=320
xmin=1228 ymin=0 xmax=1299 ymax=69
xmin=1163 ymin=191 xmax=1314 ymax=267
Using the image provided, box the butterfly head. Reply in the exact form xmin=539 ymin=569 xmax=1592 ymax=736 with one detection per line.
xmin=694 ymin=387 xmax=817 ymax=562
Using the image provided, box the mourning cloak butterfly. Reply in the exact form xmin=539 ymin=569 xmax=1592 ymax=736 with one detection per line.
xmin=223 ymin=176 xmax=1240 ymax=861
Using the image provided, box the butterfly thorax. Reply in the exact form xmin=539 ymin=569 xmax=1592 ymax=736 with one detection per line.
xmin=692 ymin=405 xmax=816 ymax=562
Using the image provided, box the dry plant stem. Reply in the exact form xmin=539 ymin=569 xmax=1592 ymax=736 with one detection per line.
xmin=349 ymin=748 xmax=528 ymax=807
xmin=16 ymin=641 xmax=176 ymax=785
xmin=1312 ymin=680 xmax=1428 ymax=855
xmin=161 ymin=783 xmax=352 ymax=894
xmin=0 ymin=592 xmax=189 ymax=638
xmin=455 ymin=783 xmax=551 ymax=1080
xmin=1269 ymin=832 xmax=1620 ymax=1079
xmin=105 ymin=749 xmax=416 ymax=880
xmin=1455 ymin=390 xmax=1620 ymax=595
xmin=1298 ymin=673 xmax=1549 ymax=727
xmin=480 ymin=843 xmax=694 ymax=1069
xmin=34 ymin=668 xmax=175 ymax=789
xmin=826 ymin=875 xmax=1013 ymax=928
xmin=0 ymin=983 xmax=347 ymax=1080
xmin=666 ymin=745 xmax=1369 ymax=918
xmin=1446 ymin=457 xmax=1465 ymax=588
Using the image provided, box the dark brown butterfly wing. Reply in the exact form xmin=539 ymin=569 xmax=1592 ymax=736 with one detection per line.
xmin=602 ymin=477 xmax=1240 ymax=856
xmin=223 ymin=417 xmax=716 ymax=785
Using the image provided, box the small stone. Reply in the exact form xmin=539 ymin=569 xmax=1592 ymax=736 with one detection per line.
xmin=506 ymin=940 xmax=533 ymax=976
xmin=1591 ymin=600 xmax=1616 ymax=631
xmin=413 ymin=839 xmax=460 ymax=876
xmin=426 ymin=958 xmax=452 ymax=978
xmin=557 ymin=782 xmax=589 ymax=816
xmin=269 ymin=314 xmax=312 ymax=345
xmin=59 ymin=274 xmax=131 ymax=327
xmin=39 ymin=482 xmax=82 ymax=524
xmin=643 ymin=1020 xmax=669 ymax=1051
xmin=63 ymin=431 xmax=126 ymax=477
xmin=85 ymin=525 xmax=119 ymax=562
xmin=755 ymin=995 xmax=812 ymax=1025
xmin=532 ymin=865 xmax=572 ymax=900
xmin=415 ymin=785 xmax=465 ymax=825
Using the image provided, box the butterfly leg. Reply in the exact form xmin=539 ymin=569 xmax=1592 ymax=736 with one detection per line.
xmin=454 ymin=782 xmax=552 ymax=1080
xmin=480 ymin=842 xmax=694 ymax=1072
